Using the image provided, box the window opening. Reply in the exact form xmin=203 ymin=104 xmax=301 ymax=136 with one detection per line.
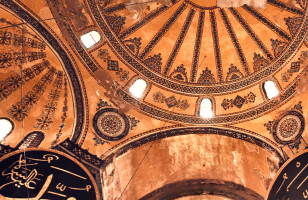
xmin=129 ymin=79 xmax=147 ymax=98
xmin=0 ymin=118 xmax=13 ymax=142
xmin=264 ymin=80 xmax=279 ymax=99
xmin=80 ymin=31 xmax=101 ymax=48
xmin=18 ymin=131 xmax=45 ymax=149
xmin=200 ymin=98 xmax=213 ymax=118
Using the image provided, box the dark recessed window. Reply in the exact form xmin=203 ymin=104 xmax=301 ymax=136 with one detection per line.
xmin=17 ymin=131 xmax=45 ymax=149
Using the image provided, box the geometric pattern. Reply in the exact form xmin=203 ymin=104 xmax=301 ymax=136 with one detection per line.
xmin=221 ymin=92 xmax=256 ymax=110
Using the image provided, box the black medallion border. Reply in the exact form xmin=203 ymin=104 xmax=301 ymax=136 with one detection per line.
xmin=88 ymin=0 xmax=308 ymax=94
xmin=0 ymin=0 xmax=85 ymax=143
xmin=0 ymin=144 xmax=16 ymax=158
xmin=0 ymin=148 xmax=101 ymax=199
xmin=92 ymin=108 xmax=130 ymax=141
xmin=54 ymin=138 xmax=104 ymax=168
xmin=272 ymin=110 xmax=305 ymax=145
xmin=267 ymin=149 xmax=308 ymax=199
xmin=101 ymin=127 xmax=284 ymax=167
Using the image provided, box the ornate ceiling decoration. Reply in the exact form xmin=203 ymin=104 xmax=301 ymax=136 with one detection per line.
xmin=0 ymin=0 xmax=85 ymax=147
xmin=96 ymin=0 xmax=307 ymax=94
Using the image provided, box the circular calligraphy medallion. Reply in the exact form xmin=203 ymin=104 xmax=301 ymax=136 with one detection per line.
xmin=0 ymin=148 xmax=100 ymax=199
xmin=268 ymin=150 xmax=308 ymax=199
xmin=272 ymin=111 xmax=305 ymax=145
xmin=93 ymin=108 xmax=130 ymax=141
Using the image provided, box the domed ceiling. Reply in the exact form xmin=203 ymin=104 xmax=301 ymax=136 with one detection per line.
xmin=0 ymin=0 xmax=308 ymax=199
xmin=0 ymin=4 xmax=79 ymax=148
xmin=78 ymin=0 xmax=308 ymax=125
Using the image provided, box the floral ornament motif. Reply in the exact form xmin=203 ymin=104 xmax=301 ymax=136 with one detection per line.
xmin=289 ymin=139 xmax=301 ymax=151
xmin=293 ymin=101 xmax=303 ymax=113
xmin=22 ymin=68 xmax=35 ymax=81
xmin=226 ymin=64 xmax=243 ymax=82
xmin=245 ymin=92 xmax=256 ymax=103
xmin=197 ymin=67 xmax=216 ymax=84
xmin=128 ymin=115 xmax=139 ymax=130
xmin=34 ymin=71 xmax=63 ymax=130
xmin=144 ymin=53 xmax=162 ymax=73
xmin=153 ymin=92 xmax=190 ymax=110
xmin=281 ymin=61 xmax=301 ymax=82
xmin=116 ymin=68 xmax=129 ymax=81
xmin=51 ymin=78 xmax=68 ymax=147
xmin=221 ymin=92 xmax=256 ymax=110
xmin=169 ymin=64 xmax=188 ymax=82
xmin=299 ymin=51 xmax=308 ymax=63
xmin=253 ymin=53 xmax=269 ymax=72
xmin=0 ymin=53 xmax=13 ymax=68
xmin=8 ymin=67 xmax=56 ymax=121
xmin=7 ymin=75 xmax=24 ymax=92
xmin=8 ymin=102 xmax=30 ymax=121
xmin=97 ymin=98 xmax=111 ymax=110
xmin=93 ymin=134 xmax=110 ymax=146
xmin=23 ymin=91 xmax=39 ymax=106
xmin=153 ymin=91 xmax=165 ymax=103
xmin=105 ymin=15 xmax=126 ymax=35
xmin=176 ymin=100 xmax=189 ymax=110
xmin=0 ymin=31 xmax=12 ymax=45
xmin=0 ymin=61 xmax=49 ymax=102
xmin=285 ymin=16 xmax=303 ymax=37
xmin=221 ymin=99 xmax=233 ymax=110
xmin=271 ymin=39 xmax=287 ymax=58
xmin=0 ymin=81 xmax=11 ymax=101
xmin=123 ymin=37 xmax=141 ymax=56
xmin=97 ymin=49 xmax=111 ymax=62
xmin=264 ymin=102 xmax=305 ymax=146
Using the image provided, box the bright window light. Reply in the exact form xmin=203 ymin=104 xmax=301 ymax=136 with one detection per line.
xmin=0 ymin=118 xmax=13 ymax=141
xmin=80 ymin=31 xmax=101 ymax=48
xmin=264 ymin=80 xmax=279 ymax=99
xmin=200 ymin=98 xmax=213 ymax=118
xmin=129 ymin=79 xmax=147 ymax=98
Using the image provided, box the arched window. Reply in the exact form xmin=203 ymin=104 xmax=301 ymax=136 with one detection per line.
xmin=0 ymin=118 xmax=14 ymax=142
xmin=200 ymin=98 xmax=213 ymax=118
xmin=17 ymin=131 xmax=45 ymax=149
xmin=80 ymin=30 xmax=101 ymax=48
xmin=263 ymin=80 xmax=279 ymax=99
xmin=129 ymin=79 xmax=147 ymax=98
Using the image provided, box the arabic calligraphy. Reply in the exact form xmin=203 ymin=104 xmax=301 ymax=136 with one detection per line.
xmin=0 ymin=149 xmax=99 ymax=199
xmin=268 ymin=150 xmax=308 ymax=200
xmin=1 ymin=154 xmax=42 ymax=190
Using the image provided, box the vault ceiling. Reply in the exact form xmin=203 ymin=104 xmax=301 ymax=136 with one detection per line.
xmin=0 ymin=0 xmax=308 ymax=199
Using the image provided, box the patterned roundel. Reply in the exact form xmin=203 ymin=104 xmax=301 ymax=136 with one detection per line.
xmin=272 ymin=111 xmax=305 ymax=145
xmin=93 ymin=108 xmax=130 ymax=141
xmin=0 ymin=148 xmax=100 ymax=199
